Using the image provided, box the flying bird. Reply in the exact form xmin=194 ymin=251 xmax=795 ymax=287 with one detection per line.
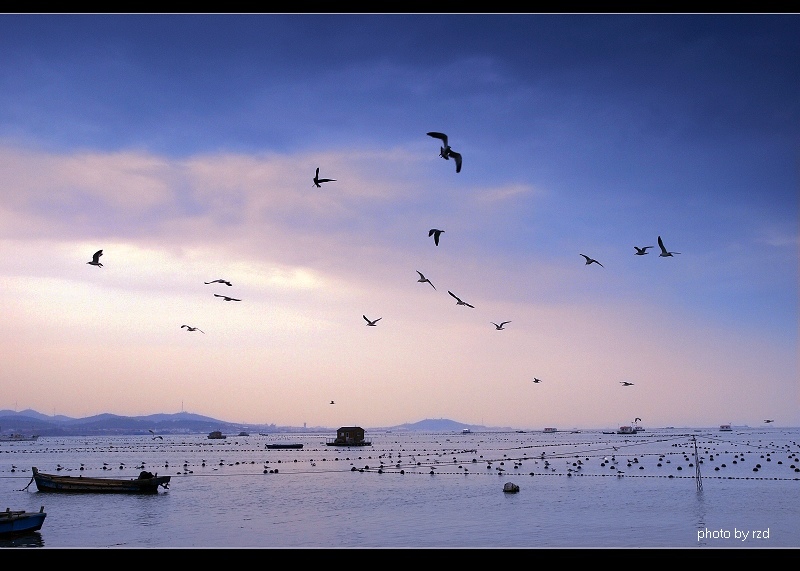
xmin=620 ymin=381 xmax=634 ymax=386
xmin=181 ymin=325 xmax=205 ymax=333
xmin=416 ymin=270 xmax=436 ymax=290
xmin=426 ymin=132 xmax=462 ymax=173
xmin=214 ymin=294 xmax=241 ymax=302
xmin=580 ymin=254 xmax=604 ymax=267
xmin=313 ymin=167 xmax=336 ymax=188
xmin=148 ymin=429 xmax=163 ymax=440
xmin=448 ymin=291 xmax=475 ymax=308
xmin=87 ymin=250 xmax=103 ymax=267
xmin=633 ymin=246 xmax=654 ymax=255
xmin=363 ymin=315 xmax=382 ymax=326
xmin=634 ymin=417 xmax=642 ymax=422
xmin=764 ymin=419 xmax=775 ymax=423
xmin=205 ymin=279 xmax=232 ymax=286
xmin=330 ymin=401 xmax=335 ymax=405
xmin=532 ymin=378 xmax=542 ymax=384
xmin=428 ymin=228 xmax=445 ymax=246
xmin=491 ymin=321 xmax=511 ymax=330
xmin=657 ymin=236 xmax=680 ymax=257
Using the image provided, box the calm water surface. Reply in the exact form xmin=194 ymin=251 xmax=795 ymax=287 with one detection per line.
xmin=1 ymin=428 xmax=798 ymax=548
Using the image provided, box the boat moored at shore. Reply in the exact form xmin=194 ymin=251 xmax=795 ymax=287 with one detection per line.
xmin=0 ymin=506 xmax=46 ymax=536
xmin=29 ymin=467 xmax=170 ymax=494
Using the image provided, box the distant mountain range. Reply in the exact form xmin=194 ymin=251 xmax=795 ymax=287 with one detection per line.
xmin=0 ymin=409 xmax=504 ymax=437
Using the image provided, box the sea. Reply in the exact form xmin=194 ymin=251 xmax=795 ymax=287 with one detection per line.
xmin=1 ymin=427 xmax=798 ymax=550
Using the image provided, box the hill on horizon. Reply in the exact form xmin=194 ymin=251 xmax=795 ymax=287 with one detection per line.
xmin=0 ymin=409 xmax=508 ymax=436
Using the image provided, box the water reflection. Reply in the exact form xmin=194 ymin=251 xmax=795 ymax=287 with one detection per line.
xmin=694 ymin=489 xmax=708 ymax=547
xmin=0 ymin=531 xmax=44 ymax=547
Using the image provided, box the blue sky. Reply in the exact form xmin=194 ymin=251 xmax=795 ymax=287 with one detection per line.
xmin=1 ymin=14 xmax=797 ymax=429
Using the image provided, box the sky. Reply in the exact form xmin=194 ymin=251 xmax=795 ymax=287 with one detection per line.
xmin=1 ymin=14 xmax=797 ymax=430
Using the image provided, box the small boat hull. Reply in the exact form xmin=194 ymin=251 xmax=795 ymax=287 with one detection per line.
xmin=266 ymin=443 xmax=303 ymax=449
xmin=0 ymin=507 xmax=46 ymax=536
xmin=31 ymin=467 xmax=170 ymax=494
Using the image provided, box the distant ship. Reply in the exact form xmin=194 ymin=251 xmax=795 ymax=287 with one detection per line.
xmin=462 ymin=428 xmax=471 ymax=434
xmin=719 ymin=424 xmax=732 ymax=431
xmin=0 ymin=433 xmax=39 ymax=442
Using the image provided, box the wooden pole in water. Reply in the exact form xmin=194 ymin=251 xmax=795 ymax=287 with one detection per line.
xmin=693 ymin=435 xmax=703 ymax=491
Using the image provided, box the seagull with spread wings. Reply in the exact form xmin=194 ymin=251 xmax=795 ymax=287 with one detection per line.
xmin=491 ymin=321 xmax=511 ymax=330
xmin=448 ymin=291 xmax=475 ymax=308
xmin=426 ymin=132 xmax=462 ymax=173
xmin=87 ymin=249 xmax=104 ymax=267
xmin=580 ymin=254 xmax=604 ymax=267
xmin=532 ymin=378 xmax=542 ymax=384
xmin=363 ymin=315 xmax=382 ymax=326
xmin=620 ymin=381 xmax=634 ymax=386
xmin=428 ymin=228 xmax=445 ymax=246
xmin=657 ymin=235 xmax=680 ymax=257
xmin=313 ymin=167 xmax=336 ymax=188
xmin=634 ymin=246 xmax=654 ymax=255
xmin=416 ymin=270 xmax=436 ymax=290
xmin=214 ymin=294 xmax=241 ymax=302
xmin=205 ymin=279 xmax=232 ymax=286
xmin=181 ymin=325 xmax=205 ymax=333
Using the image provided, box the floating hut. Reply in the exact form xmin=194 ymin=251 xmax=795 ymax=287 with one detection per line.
xmin=326 ymin=426 xmax=371 ymax=446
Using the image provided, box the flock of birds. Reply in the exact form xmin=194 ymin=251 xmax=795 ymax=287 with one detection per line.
xmin=83 ymin=131 xmax=694 ymax=410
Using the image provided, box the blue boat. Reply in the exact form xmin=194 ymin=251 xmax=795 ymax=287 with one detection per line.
xmin=0 ymin=506 xmax=47 ymax=536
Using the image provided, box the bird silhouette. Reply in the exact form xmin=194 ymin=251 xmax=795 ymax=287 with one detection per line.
xmin=532 ymin=378 xmax=542 ymax=384
xmin=491 ymin=321 xmax=511 ymax=330
xmin=214 ymin=294 xmax=241 ymax=302
xmin=181 ymin=325 xmax=205 ymax=333
xmin=148 ymin=429 xmax=163 ymax=440
xmin=657 ymin=236 xmax=680 ymax=257
xmin=416 ymin=270 xmax=436 ymax=290
xmin=87 ymin=250 xmax=103 ymax=267
xmin=634 ymin=246 xmax=653 ymax=255
xmin=363 ymin=315 xmax=382 ymax=326
xmin=448 ymin=291 xmax=475 ymax=308
xmin=330 ymin=400 xmax=335 ymax=405
xmin=634 ymin=417 xmax=642 ymax=422
xmin=764 ymin=419 xmax=775 ymax=423
xmin=426 ymin=132 xmax=462 ymax=173
xmin=205 ymin=279 xmax=232 ymax=286
xmin=313 ymin=167 xmax=336 ymax=188
xmin=620 ymin=381 xmax=634 ymax=386
xmin=580 ymin=254 xmax=604 ymax=267
xmin=428 ymin=228 xmax=445 ymax=246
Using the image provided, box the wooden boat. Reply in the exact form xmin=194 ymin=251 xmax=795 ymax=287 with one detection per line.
xmin=0 ymin=506 xmax=46 ymax=536
xmin=31 ymin=467 xmax=170 ymax=494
